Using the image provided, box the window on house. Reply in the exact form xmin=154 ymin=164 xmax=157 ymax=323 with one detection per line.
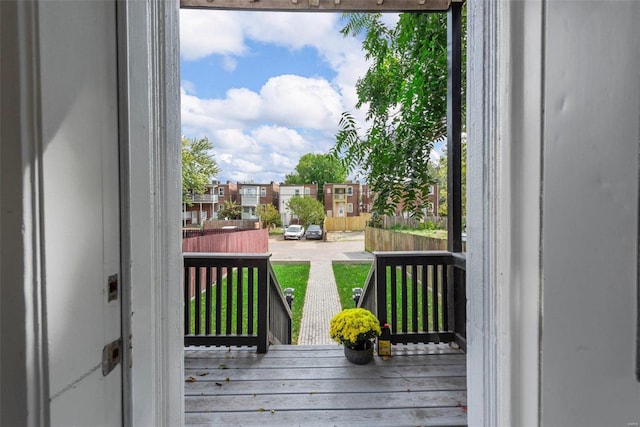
xmin=218 ymin=187 xmax=224 ymax=196
xmin=261 ymin=187 xmax=266 ymax=197
xmin=428 ymin=202 xmax=435 ymax=213
xmin=428 ymin=185 xmax=434 ymax=195
xmin=347 ymin=186 xmax=353 ymax=196
xmin=304 ymin=188 xmax=310 ymax=195
xmin=294 ymin=189 xmax=300 ymax=196
xmin=347 ymin=203 xmax=353 ymax=213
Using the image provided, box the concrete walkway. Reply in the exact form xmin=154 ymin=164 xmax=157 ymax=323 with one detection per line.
xmin=268 ymin=232 xmax=373 ymax=345
xmin=296 ymin=261 xmax=342 ymax=345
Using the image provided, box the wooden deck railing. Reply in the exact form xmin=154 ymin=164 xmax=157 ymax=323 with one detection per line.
xmin=183 ymin=253 xmax=292 ymax=353
xmin=358 ymin=251 xmax=466 ymax=351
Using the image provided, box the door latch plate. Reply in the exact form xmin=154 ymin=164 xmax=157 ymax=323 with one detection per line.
xmin=108 ymin=274 xmax=118 ymax=302
xmin=102 ymin=338 xmax=122 ymax=376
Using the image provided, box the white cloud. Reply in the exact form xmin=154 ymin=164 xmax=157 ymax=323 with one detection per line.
xmin=260 ymin=75 xmax=343 ymax=131
xmin=251 ymin=125 xmax=309 ymax=152
xmin=179 ymin=10 xmax=377 ymax=183
xmin=180 ymin=10 xmax=247 ymax=60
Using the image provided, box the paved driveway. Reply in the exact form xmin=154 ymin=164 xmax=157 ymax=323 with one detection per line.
xmin=269 ymin=231 xmax=373 ymax=262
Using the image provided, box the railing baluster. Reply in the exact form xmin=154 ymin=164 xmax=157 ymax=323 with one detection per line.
xmin=184 ymin=265 xmax=191 ymax=335
xmin=193 ymin=267 xmax=202 ymax=335
xmin=248 ymin=267 xmax=254 ymax=335
xmin=411 ymin=264 xmax=418 ymax=333
xmin=215 ymin=266 xmax=222 ymax=335
xmin=442 ymin=264 xmax=449 ymax=332
xmin=257 ymin=259 xmax=268 ymax=353
xmin=401 ymin=264 xmax=408 ymax=335
xmin=433 ymin=264 xmax=440 ymax=334
xmin=226 ymin=265 xmax=233 ymax=334
xmin=237 ymin=267 xmax=244 ymax=334
xmin=421 ymin=263 xmax=429 ymax=332
xmin=205 ymin=267 xmax=212 ymax=335
xmin=390 ymin=265 xmax=397 ymax=333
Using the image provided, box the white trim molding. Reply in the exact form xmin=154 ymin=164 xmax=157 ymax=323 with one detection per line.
xmin=0 ymin=2 xmax=50 ymax=426
xmin=118 ymin=0 xmax=183 ymax=425
xmin=467 ymin=0 xmax=543 ymax=425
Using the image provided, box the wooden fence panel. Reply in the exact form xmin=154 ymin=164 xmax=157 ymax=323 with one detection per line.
xmin=182 ymin=228 xmax=268 ymax=253
xmin=324 ymin=214 xmax=372 ymax=232
xmin=365 ymin=227 xmax=450 ymax=252
xmin=202 ymin=219 xmax=260 ymax=230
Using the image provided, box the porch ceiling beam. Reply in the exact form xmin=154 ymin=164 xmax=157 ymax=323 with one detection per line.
xmin=180 ymin=0 xmax=455 ymax=12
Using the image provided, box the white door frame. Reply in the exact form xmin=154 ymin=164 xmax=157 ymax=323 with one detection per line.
xmin=120 ymin=0 xmax=540 ymax=425
xmin=118 ymin=1 xmax=183 ymax=425
xmin=467 ymin=0 xmax=542 ymax=425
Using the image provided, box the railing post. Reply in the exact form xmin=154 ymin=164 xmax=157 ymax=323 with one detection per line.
xmin=375 ymin=254 xmax=387 ymax=325
xmin=447 ymin=0 xmax=463 ymax=254
xmin=257 ymin=258 xmax=269 ymax=353
xmin=454 ymin=265 xmax=467 ymax=351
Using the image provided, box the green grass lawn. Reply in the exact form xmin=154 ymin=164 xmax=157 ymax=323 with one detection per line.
xmin=268 ymin=227 xmax=284 ymax=236
xmin=332 ymin=263 xmax=372 ymax=310
xmin=271 ymin=263 xmax=309 ymax=344
xmin=187 ymin=263 xmax=309 ymax=344
xmin=332 ymin=263 xmax=443 ymax=332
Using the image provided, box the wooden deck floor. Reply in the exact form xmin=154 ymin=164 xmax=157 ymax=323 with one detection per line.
xmin=184 ymin=343 xmax=467 ymax=426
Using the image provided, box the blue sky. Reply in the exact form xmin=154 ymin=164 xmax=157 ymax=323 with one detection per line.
xmin=180 ymin=10 xmax=441 ymax=184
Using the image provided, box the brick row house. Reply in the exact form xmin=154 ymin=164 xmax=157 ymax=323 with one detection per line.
xmin=323 ymin=182 xmax=366 ymax=218
xmin=237 ymin=182 xmax=280 ymax=220
xmin=182 ymin=180 xmax=220 ymax=226
xmin=322 ymin=182 xmax=437 ymax=219
xmin=183 ymin=179 xmax=438 ymax=226
xmin=391 ymin=183 xmax=439 ymax=218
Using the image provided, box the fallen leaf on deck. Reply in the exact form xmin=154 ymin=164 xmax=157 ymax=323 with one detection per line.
xmin=225 ymin=377 xmax=230 ymax=382
xmin=196 ymin=372 xmax=208 ymax=376
xmin=218 ymin=363 xmax=228 ymax=369
xmin=215 ymin=383 xmax=223 ymax=387
xmin=185 ymin=376 xmax=196 ymax=382
xmin=270 ymin=410 xmax=275 ymax=414
xmin=257 ymin=408 xmax=265 ymax=412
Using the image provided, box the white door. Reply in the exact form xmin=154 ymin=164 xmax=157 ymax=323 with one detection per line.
xmin=40 ymin=1 xmax=122 ymax=425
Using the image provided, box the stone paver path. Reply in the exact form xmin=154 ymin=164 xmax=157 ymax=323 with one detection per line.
xmin=296 ymin=261 xmax=342 ymax=345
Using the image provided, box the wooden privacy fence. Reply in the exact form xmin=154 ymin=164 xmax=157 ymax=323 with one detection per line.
xmin=183 ymin=253 xmax=292 ymax=353
xmin=182 ymin=228 xmax=268 ymax=253
xmin=203 ymin=219 xmax=260 ymax=230
xmin=365 ymin=227 xmax=453 ymax=252
xmin=324 ymin=214 xmax=372 ymax=232
xmin=380 ymin=215 xmax=448 ymax=230
xmin=358 ymin=251 xmax=466 ymax=351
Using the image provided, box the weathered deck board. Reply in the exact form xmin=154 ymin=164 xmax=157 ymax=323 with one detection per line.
xmin=185 ymin=344 xmax=467 ymax=426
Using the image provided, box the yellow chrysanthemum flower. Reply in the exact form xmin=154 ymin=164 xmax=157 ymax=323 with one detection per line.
xmin=329 ymin=308 xmax=381 ymax=349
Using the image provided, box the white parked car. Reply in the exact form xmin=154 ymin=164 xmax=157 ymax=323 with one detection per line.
xmin=283 ymin=224 xmax=305 ymax=240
